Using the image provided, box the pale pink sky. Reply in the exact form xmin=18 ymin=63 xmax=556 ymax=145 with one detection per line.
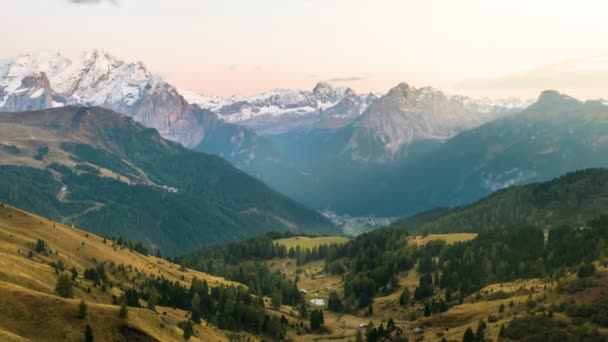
xmin=2 ymin=0 xmax=608 ymax=99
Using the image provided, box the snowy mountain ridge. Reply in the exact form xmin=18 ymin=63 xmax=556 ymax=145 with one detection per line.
xmin=183 ymin=81 xmax=378 ymax=134
xmin=0 ymin=50 xmax=210 ymax=147
xmin=0 ymin=49 xmax=532 ymax=153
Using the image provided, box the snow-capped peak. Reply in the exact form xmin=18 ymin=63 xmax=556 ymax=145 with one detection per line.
xmin=179 ymin=89 xmax=224 ymax=111
xmin=181 ymin=82 xmax=374 ymax=134
xmin=0 ymin=50 xmax=207 ymax=147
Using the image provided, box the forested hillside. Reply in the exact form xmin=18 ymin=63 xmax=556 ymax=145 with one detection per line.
xmin=391 ymin=168 xmax=608 ymax=233
xmin=0 ymin=107 xmax=336 ymax=255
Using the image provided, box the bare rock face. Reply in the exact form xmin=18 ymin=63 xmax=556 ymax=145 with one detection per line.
xmin=345 ymin=83 xmax=519 ymax=162
xmin=1 ymin=72 xmax=57 ymax=112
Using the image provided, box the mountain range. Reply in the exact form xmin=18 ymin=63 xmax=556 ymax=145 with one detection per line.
xmin=0 ymin=106 xmax=335 ymax=255
xmin=4 ymin=50 xmax=608 ymax=221
xmin=184 ymin=81 xmax=378 ymax=135
xmin=0 ymin=51 xmax=526 ymax=161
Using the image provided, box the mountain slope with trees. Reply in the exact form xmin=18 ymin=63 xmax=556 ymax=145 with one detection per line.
xmin=391 ymin=168 xmax=608 ymax=233
xmin=375 ymin=91 xmax=608 ymax=217
xmin=0 ymin=106 xmax=336 ymax=255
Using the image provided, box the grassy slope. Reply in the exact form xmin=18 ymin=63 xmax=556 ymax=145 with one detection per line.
xmin=407 ymin=233 xmax=477 ymax=247
xmin=274 ymin=236 xmax=349 ymax=250
xmin=0 ymin=203 xmax=240 ymax=342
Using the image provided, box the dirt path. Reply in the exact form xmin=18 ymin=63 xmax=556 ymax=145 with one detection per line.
xmin=61 ymin=202 xmax=104 ymax=224
xmin=282 ymin=261 xmax=289 ymax=275
xmin=56 ymin=184 xmax=105 ymax=224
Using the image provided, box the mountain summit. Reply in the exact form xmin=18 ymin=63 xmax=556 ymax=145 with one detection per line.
xmin=0 ymin=50 xmax=211 ymax=147
xmin=344 ymin=83 xmax=519 ymax=162
xmin=185 ymin=81 xmax=376 ymax=134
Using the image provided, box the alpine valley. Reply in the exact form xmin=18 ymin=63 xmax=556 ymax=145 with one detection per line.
xmin=3 ymin=50 xmax=608 ymax=221
xmin=2 ymin=49 xmax=608 ymax=342
xmin=1 ymin=51 xmax=536 ymax=219
xmin=5 ymin=1 xmax=608 ymax=341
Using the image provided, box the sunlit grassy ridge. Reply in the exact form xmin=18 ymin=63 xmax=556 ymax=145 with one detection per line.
xmin=274 ymin=235 xmax=349 ymax=250
xmin=0 ymin=203 xmax=239 ymax=341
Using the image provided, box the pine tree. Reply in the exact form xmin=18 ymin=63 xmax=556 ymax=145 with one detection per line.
xmin=183 ymin=320 xmax=194 ymax=340
xmin=463 ymin=327 xmax=475 ymax=342
xmin=84 ymin=324 xmax=93 ymax=342
xmin=310 ymin=310 xmax=324 ymax=330
xmin=271 ymin=291 xmax=282 ymax=309
xmin=35 ymin=239 xmax=46 ymax=253
xmin=355 ymin=328 xmax=363 ymax=342
xmin=191 ymin=293 xmax=201 ymax=323
xmin=498 ymin=324 xmax=506 ymax=340
xmin=147 ymin=288 xmax=158 ymax=311
xmin=78 ymin=299 xmax=88 ymax=319
xmin=387 ymin=318 xmax=395 ymax=332
xmin=399 ymin=288 xmax=410 ymax=306
xmin=298 ymin=299 xmax=308 ymax=319
xmin=55 ymin=273 xmax=73 ymax=298
xmin=119 ymin=302 xmax=128 ymax=319
xmin=327 ymin=290 xmax=343 ymax=312
xmin=475 ymin=320 xmax=487 ymax=341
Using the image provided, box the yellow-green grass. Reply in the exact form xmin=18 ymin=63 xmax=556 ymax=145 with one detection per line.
xmin=0 ymin=204 xmax=236 ymax=291
xmin=0 ymin=204 xmax=242 ymax=341
xmin=274 ymin=236 xmax=348 ymax=250
xmin=0 ymin=281 xmax=217 ymax=342
xmin=408 ymin=233 xmax=478 ymax=246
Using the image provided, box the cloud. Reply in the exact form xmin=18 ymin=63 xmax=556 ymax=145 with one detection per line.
xmin=456 ymin=55 xmax=608 ymax=92
xmin=227 ymin=64 xmax=238 ymax=72
xmin=326 ymin=74 xmax=371 ymax=83
xmin=67 ymin=0 xmax=118 ymax=5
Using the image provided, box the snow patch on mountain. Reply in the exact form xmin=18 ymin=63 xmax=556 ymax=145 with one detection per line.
xmin=179 ymin=89 xmax=225 ymax=111
xmin=184 ymin=82 xmax=377 ymax=134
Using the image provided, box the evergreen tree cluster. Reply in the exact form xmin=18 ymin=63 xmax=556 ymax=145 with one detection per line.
xmin=176 ymin=233 xmax=342 ymax=307
xmin=132 ymin=277 xmax=288 ymax=339
xmin=323 ymin=228 xmax=415 ymax=308
xmin=321 ymin=216 xmax=608 ymax=312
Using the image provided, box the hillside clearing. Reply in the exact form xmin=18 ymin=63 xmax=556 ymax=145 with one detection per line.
xmin=275 ymin=236 xmax=348 ymax=250
xmin=408 ymin=233 xmax=477 ymax=246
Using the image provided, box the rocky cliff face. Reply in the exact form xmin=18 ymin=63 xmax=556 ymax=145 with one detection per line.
xmin=345 ymin=83 xmax=520 ymax=162
xmin=0 ymin=72 xmax=58 ymax=112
